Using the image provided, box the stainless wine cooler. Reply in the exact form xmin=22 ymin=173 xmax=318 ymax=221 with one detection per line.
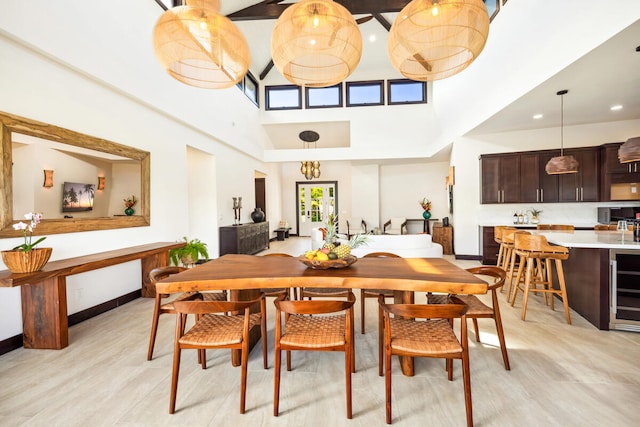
xmin=610 ymin=250 xmax=640 ymax=332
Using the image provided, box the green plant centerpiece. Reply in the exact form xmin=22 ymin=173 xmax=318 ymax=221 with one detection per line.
xmin=169 ymin=237 xmax=209 ymax=267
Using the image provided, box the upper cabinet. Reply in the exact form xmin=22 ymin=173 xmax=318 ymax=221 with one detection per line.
xmin=601 ymin=143 xmax=640 ymax=201
xmin=480 ymin=154 xmax=520 ymax=204
xmin=558 ymin=148 xmax=600 ymax=202
xmin=480 ymin=146 xmax=601 ymax=204
xmin=520 ymin=151 xmax=560 ymax=203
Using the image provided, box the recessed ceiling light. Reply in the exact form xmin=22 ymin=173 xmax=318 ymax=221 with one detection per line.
xmin=368 ymin=34 xmax=376 ymax=42
xmin=533 ymin=114 xmax=543 ymax=119
xmin=610 ymin=105 xmax=623 ymax=111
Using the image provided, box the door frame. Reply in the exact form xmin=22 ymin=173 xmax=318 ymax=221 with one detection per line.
xmin=295 ymin=180 xmax=339 ymax=237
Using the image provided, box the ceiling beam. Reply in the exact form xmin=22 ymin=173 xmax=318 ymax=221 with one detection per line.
xmin=373 ymin=13 xmax=392 ymax=31
xmin=259 ymin=60 xmax=275 ymax=81
xmin=228 ymin=0 xmax=411 ymax=21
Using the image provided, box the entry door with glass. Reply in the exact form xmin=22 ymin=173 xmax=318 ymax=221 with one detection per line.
xmin=297 ymin=182 xmax=337 ymax=237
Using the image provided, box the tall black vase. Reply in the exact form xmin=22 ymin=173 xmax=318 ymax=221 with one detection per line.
xmin=251 ymin=208 xmax=265 ymax=223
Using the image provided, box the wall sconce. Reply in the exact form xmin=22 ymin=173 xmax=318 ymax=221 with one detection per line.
xmin=97 ymin=176 xmax=105 ymax=191
xmin=43 ymin=170 xmax=54 ymax=188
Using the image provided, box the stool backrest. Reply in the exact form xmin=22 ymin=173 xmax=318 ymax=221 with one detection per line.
xmin=502 ymin=229 xmax=529 ymax=244
xmin=515 ymin=234 xmax=569 ymax=258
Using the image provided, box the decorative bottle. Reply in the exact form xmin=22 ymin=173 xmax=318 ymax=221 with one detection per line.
xmin=513 ymin=212 xmax=518 ymax=224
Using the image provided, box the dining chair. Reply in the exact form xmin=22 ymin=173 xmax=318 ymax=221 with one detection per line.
xmin=147 ymin=266 xmax=227 ymax=361
xmin=273 ymin=292 xmax=356 ymax=419
xmin=378 ymin=296 xmax=472 ymax=426
xmin=169 ymin=294 xmax=267 ymax=414
xmin=261 ymin=253 xmax=298 ymax=300
xmin=427 ymin=266 xmax=510 ymax=370
xmin=359 ymin=252 xmax=400 ymax=334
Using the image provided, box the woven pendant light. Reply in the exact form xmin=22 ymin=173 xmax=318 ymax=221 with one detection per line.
xmin=153 ymin=0 xmax=250 ymax=89
xmin=388 ymin=0 xmax=489 ymax=81
xmin=618 ymin=137 xmax=640 ymax=164
xmin=545 ymin=90 xmax=579 ymax=175
xmin=271 ymin=0 xmax=362 ymax=87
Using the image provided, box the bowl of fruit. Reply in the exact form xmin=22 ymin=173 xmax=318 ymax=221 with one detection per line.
xmin=299 ymin=248 xmax=357 ymax=270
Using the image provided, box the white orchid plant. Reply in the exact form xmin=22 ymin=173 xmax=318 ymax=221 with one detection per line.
xmin=12 ymin=212 xmax=46 ymax=252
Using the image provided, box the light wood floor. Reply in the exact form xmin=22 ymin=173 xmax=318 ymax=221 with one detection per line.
xmin=1 ymin=237 xmax=639 ymax=426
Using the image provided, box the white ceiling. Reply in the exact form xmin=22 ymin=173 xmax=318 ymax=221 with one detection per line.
xmin=166 ymin=2 xmax=640 ymax=155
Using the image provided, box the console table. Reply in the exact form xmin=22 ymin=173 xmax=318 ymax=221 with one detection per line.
xmin=0 ymin=242 xmax=184 ymax=349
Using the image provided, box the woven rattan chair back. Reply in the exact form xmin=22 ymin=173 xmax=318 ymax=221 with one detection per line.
xmin=169 ymin=295 xmax=267 ymax=414
xmin=378 ymin=298 xmax=472 ymax=425
xmin=273 ymin=292 xmax=356 ymax=419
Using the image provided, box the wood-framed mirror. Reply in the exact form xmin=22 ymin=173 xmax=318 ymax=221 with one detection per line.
xmin=0 ymin=111 xmax=150 ymax=238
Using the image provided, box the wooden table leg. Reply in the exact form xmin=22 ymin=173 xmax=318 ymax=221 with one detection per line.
xmin=21 ymin=277 xmax=69 ymax=349
xmin=230 ymin=289 xmax=262 ymax=367
xmin=394 ymin=290 xmax=415 ymax=376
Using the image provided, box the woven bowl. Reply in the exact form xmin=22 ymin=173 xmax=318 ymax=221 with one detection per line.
xmin=298 ymin=254 xmax=357 ymax=270
xmin=1 ymin=247 xmax=52 ymax=274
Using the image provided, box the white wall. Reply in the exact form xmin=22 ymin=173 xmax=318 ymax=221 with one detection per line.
xmin=0 ymin=4 xmax=275 ymax=341
xmin=451 ymin=119 xmax=640 ymax=256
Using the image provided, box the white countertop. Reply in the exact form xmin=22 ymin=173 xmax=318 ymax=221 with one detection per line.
xmin=534 ymin=230 xmax=640 ymax=250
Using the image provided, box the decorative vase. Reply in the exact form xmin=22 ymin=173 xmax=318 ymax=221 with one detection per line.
xmin=124 ymin=207 xmax=134 ymax=216
xmin=531 ymin=216 xmax=539 ymax=224
xmin=251 ymin=207 xmax=265 ymax=223
xmin=1 ymin=247 xmax=52 ymax=273
xmin=422 ymin=210 xmax=431 ymax=220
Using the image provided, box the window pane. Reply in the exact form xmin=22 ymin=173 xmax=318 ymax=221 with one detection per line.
xmin=306 ymin=85 xmax=342 ymax=108
xmin=266 ymin=86 xmax=302 ymax=110
xmin=346 ymin=82 xmax=383 ymax=106
xmin=244 ymin=74 xmax=258 ymax=106
xmin=388 ymin=80 xmax=426 ymax=104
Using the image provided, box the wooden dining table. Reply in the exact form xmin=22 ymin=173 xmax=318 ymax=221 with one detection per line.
xmin=156 ymin=254 xmax=487 ymax=376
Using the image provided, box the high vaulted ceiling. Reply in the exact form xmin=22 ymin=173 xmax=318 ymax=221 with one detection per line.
xmin=157 ymin=2 xmax=640 ymax=153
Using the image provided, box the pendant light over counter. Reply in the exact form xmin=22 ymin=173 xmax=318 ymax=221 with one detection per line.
xmin=618 ymin=137 xmax=640 ymax=164
xmin=545 ymin=90 xmax=579 ymax=175
xmin=153 ymin=0 xmax=250 ymax=89
xmin=388 ymin=0 xmax=490 ymax=81
xmin=271 ymin=0 xmax=362 ymax=87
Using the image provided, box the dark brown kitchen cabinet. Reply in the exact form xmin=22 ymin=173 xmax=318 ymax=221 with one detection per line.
xmin=520 ymin=151 xmax=560 ymax=203
xmin=601 ymin=142 xmax=640 ymax=201
xmin=603 ymin=142 xmax=640 ymax=174
xmin=480 ymin=154 xmax=520 ymax=204
xmin=558 ymin=147 xmax=600 ymax=202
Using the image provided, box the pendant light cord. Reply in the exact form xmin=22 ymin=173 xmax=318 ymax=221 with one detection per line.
xmin=557 ymin=89 xmax=568 ymax=156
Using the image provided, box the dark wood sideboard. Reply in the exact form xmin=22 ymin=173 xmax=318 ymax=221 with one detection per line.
xmin=219 ymin=222 xmax=269 ymax=256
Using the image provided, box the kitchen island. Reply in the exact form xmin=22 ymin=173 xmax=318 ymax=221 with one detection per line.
xmin=535 ymin=230 xmax=640 ymax=331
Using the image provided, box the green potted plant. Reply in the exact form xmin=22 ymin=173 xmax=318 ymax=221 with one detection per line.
xmin=529 ymin=207 xmax=543 ymax=224
xmin=169 ymin=237 xmax=209 ymax=266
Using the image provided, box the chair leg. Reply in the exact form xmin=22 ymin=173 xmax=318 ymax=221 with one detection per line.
xmin=546 ymin=258 xmax=555 ymax=311
xmin=378 ymin=305 xmax=384 ymax=377
xmin=169 ymin=347 xmax=181 ymax=414
xmin=360 ymin=289 xmax=366 ymax=334
xmin=461 ymin=353 xmax=473 ymax=427
xmin=345 ymin=335 xmax=353 ymax=419
xmin=273 ymin=346 xmax=281 ymax=416
xmin=521 ymin=258 xmax=534 ymax=321
xmin=510 ymin=257 xmax=526 ymax=306
xmin=505 ymin=248 xmax=516 ymax=301
xmin=385 ymin=344 xmax=392 ymax=424
xmin=555 ymin=259 xmax=572 ymax=325
xmin=261 ymin=310 xmax=268 ymax=370
xmin=492 ymin=294 xmax=511 ymax=370
xmin=147 ymin=299 xmax=162 ymax=361
xmin=240 ymin=342 xmax=248 ymax=414
xmin=286 ymin=350 xmax=292 ymax=372
xmin=471 ymin=318 xmax=480 ymax=342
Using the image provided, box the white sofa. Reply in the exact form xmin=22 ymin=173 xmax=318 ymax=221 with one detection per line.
xmin=311 ymin=228 xmax=443 ymax=258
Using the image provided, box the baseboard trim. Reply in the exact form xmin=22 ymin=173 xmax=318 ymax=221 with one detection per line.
xmin=0 ymin=289 xmax=141 ymax=356
xmin=455 ymin=254 xmax=482 ymax=261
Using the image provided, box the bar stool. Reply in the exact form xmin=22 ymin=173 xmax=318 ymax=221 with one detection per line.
xmin=501 ymin=228 xmax=529 ymax=300
xmin=510 ymin=234 xmax=571 ymax=324
xmin=494 ymin=226 xmax=506 ymax=268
